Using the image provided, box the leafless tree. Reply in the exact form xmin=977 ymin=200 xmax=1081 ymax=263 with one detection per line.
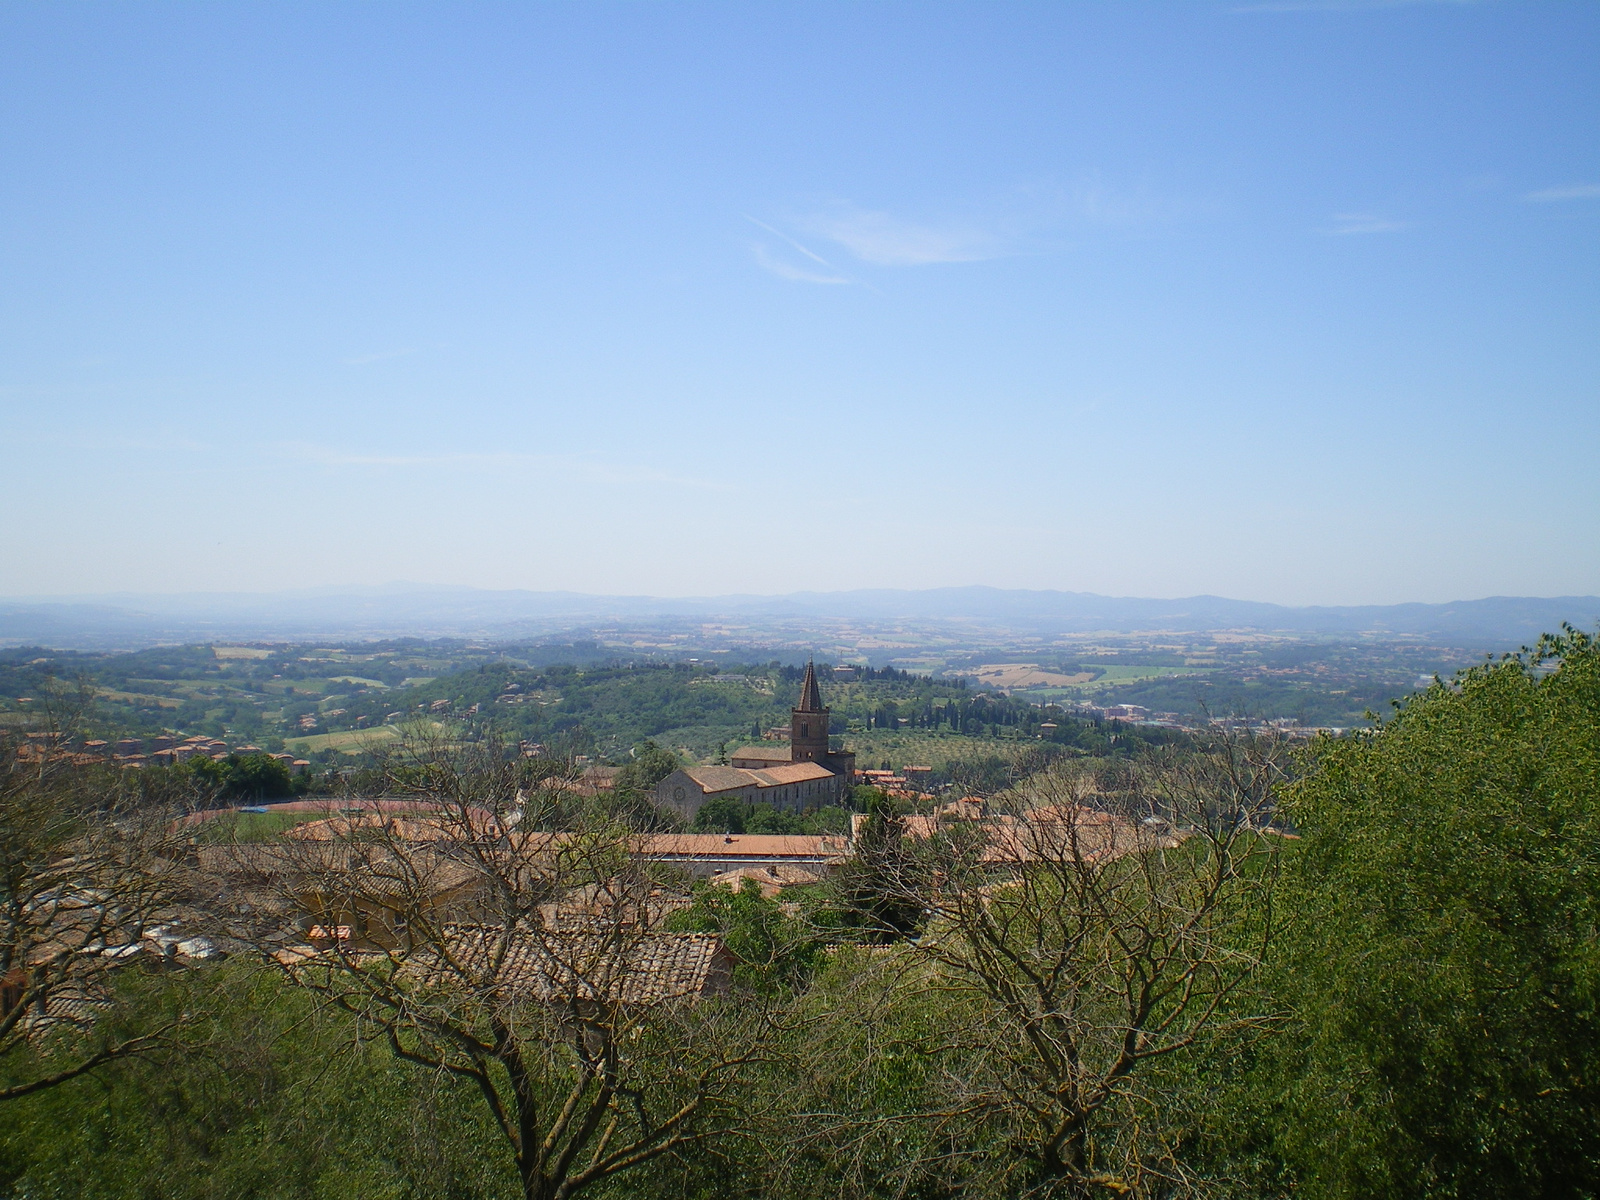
xmin=249 ymin=729 xmax=770 ymax=1200
xmin=0 ymin=731 xmax=188 ymax=1100
xmin=874 ymin=736 xmax=1289 ymax=1197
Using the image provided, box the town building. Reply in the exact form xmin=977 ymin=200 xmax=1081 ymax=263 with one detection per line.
xmin=635 ymin=832 xmax=849 ymax=878
xmin=654 ymin=661 xmax=857 ymax=821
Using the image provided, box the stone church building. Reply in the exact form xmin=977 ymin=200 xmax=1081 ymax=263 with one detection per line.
xmin=654 ymin=662 xmax=857 ymax=821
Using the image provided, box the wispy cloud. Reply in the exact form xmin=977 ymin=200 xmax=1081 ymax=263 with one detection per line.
xmin=742 ymin=215 xmax=854 ymax=284
xmin=799 ymin=206 xmax=1006 ymax=266
xmin=748 ymin=242 xmax=853 ymax=285
xmin=343 ymin=347 xmax=420 ymax=366
xmin=1523 ymin=183 xmax=1600 ymax=203
xmin=742 ymin=215 xmax=835 ymax=267
xmin=278 ymin=443 xmax=733 ymax=491
xmin=745 ymin=177 xmax=1188 ymax=282
xmin=1323 ymin=212 xmax=1410 ymax=235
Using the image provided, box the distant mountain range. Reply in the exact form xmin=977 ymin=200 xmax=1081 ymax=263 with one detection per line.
xmin=2 ymin=585 xmax=1597 ymax=650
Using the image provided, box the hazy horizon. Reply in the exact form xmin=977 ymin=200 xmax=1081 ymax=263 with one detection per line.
xmin=4 ymin=580 xmax=1600 ymax=608
xmin=5 ymin=583 xmax=1597 ymax=654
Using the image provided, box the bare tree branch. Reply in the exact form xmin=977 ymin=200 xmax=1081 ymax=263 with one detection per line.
xmin=230 ymin=729 xmax=768 ymax=1200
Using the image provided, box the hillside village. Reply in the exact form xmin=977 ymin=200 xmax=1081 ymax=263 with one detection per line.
xmin=13 ymin=629 xmax=1593 ymax=1197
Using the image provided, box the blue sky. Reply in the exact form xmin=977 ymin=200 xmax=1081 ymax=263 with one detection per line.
xmin=1 ymin=1 xmax=1595 ymax=605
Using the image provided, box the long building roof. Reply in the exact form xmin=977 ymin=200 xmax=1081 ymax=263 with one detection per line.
xmin=679 ymin=761 xmax=836 ymax=795
xmin=730 ymin=744 xmax=791 ymax=762
xmin=639 ymin=833 xmax=849 ymax=860
xmin=751 ymin=761 xmax=836 ymax=785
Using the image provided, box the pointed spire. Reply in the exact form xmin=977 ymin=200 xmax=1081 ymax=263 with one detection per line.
xmin=795 ymin=659 xmax=824 ymax=713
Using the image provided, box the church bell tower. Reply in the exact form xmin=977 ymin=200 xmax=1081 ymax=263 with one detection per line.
xmin=790 ymin=660 xmax=829 ymax=762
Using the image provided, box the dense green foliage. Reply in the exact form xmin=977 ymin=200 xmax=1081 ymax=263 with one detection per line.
xmin=1252 ymin=628 xmax=1600 ymax=1198
xmin=665 ymin=879 xmax=824 ymax=993
xmin=826 ymin=793 xmax=924 ymax=943
xmin=186 ymin=752 xmax=301 ymax=800
xmin=690 ymin=795 xmax=851 ymax=835
xmin=0 ymin=965 xmax=512 ymax=1199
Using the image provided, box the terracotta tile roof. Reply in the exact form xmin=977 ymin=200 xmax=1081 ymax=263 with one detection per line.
xmin=639 ymin=833 xmax=849 ymax=860
xmin=283 ymin=809 xmax=505 ymax=841
xmin=571 ymin=766 xmax=620 ymax=793
xmin=749 ymin=762 xmax=835 ymax=786
xmin=189 ymin=841 xmax=484 ymax=907
xmin=730 ymin=745 xmax=791 ymax=762
xmin=414 ymin=927 xmax=732 ymax=1005
xmin=680 ymin=762 xmax=836 ymax=795
xmin=1026 ymin=803 xmax=1119 ymax=826
xmin=681 ymin=765 xmax=762 ymax=794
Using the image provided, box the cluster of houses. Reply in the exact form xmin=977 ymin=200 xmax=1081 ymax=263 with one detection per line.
xmin=14 ymin=681 xmax=1154 ymax=1036
xmin=15 ymin=731 xmax=310 ymax=772
xmin=8 ymin=666 xmax=1179 ymax=1024
xmin=180 ymin=783 xmax=1147 ymax=1009
xmin=6 ymin=778 xmax=1150 ymax=1037
xmin=858 ymin=766 xmax=934 ymax=799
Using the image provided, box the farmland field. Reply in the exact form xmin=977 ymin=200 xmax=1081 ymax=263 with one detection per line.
xmin=969 ymin=664 xmax=1098 ymax=689
xmin=212 ymin=646 xmax=271 ymax=660
xmin=282 ymin=726 xmax=405 ymax=755
xmin=1076 ymin=665 xmax=1204 ymax=686
xmin=1019 ymin=665 xmax=1207 ymax=701
xmin=94 ymin=687 xmax=182 ymax=708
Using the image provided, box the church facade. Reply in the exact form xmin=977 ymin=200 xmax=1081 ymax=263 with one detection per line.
xmin=654 ymin=661 xmax=857 ymax=822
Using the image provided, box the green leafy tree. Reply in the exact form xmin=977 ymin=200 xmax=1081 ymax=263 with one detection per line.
xmin=693 ymin=795 xmax=749 ymax=834
xmin=1268 ymin=627 xmax=1600 ymax=1198
xmin=613 ymin=740 xmax=681 ymax=793
xmin=222 ymin=752 xmax=295 ymax=799
xmin=827 ymin=791 xmax=923 ymax=943
xmin=667 ymin=879 xmax=822 ymax=994
xmin=746 ymin=804 xmax=801 ymax=834
xmin=184 ymin=753 xmax=229 ymax=793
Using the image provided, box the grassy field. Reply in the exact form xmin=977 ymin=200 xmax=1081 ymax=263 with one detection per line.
xmin=1088 ymin=665 xmax=1206 ymax=684
xmin=94 ymin=687 xmax=182 ymax=708
xmin=282 ymin=726 xmax=403 ymax=755
xmin=652 ymin=722 xmax=755 ymax=765
xmin=282 ymin=719 xmax=454 ymax=755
